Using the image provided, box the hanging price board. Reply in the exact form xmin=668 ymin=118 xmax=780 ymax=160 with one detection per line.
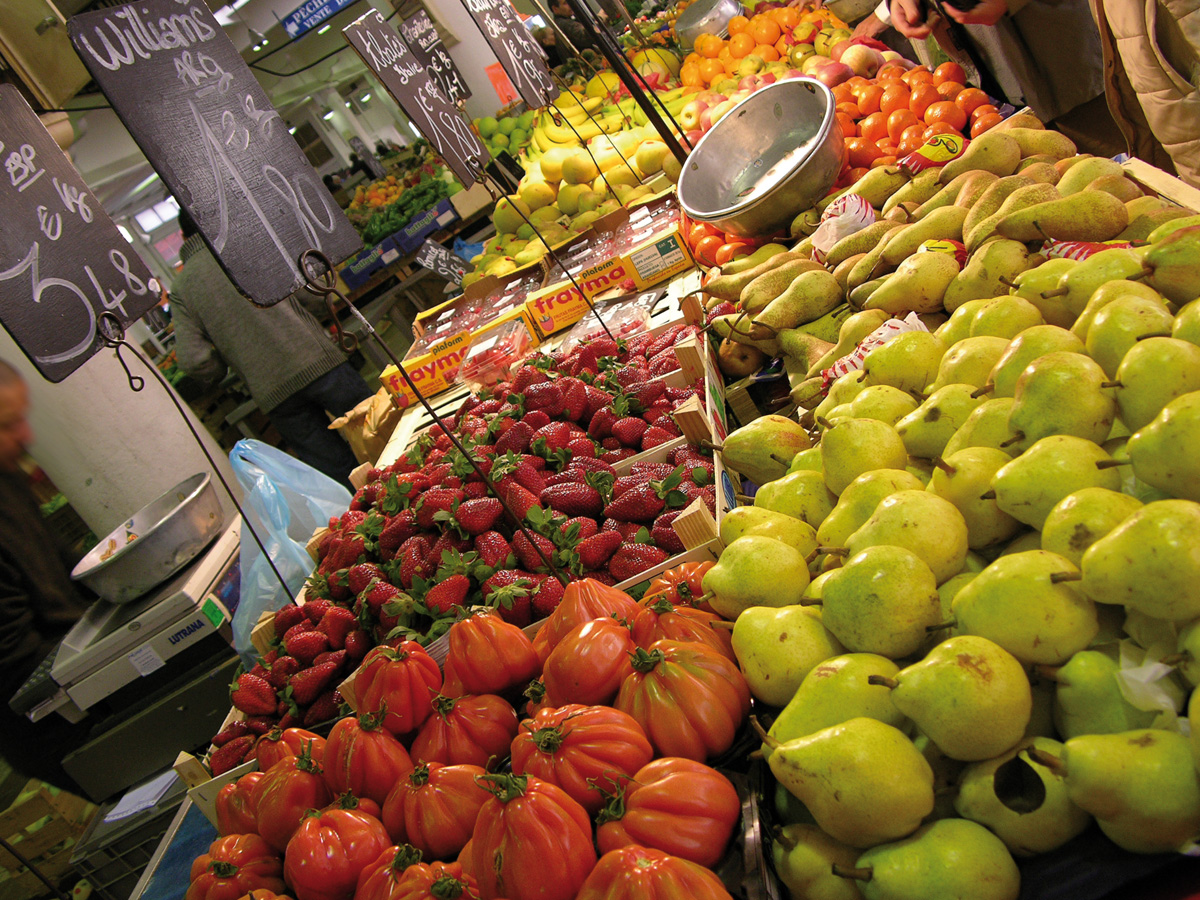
xmin=458 ymin=0 xmax=556 ymax=108
xmin=399 ymin=11 xmax=471 ymax=104
xmin=414 ymin=240 xmax=468 ymax=284
xmin=0 ymin=85 xmax=159 ymax=383
xmin=68 ymin=0 xmax=361 ymax=307
xmin=343 ymin=9 xmax=487 ymax=187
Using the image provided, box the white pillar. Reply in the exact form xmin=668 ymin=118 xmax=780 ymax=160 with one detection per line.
xmin=0 ymin=329 xmax=241 ymax=537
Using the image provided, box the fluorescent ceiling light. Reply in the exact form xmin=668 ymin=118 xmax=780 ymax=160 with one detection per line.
xmin=360 ymin=92 xmax=371 ymax=102
xmin=131 ymin=172 xmax=160 ymax=194
xmin=135 ymin=208 xmax=162 ymax=232
xmin=323 ymin=109 xmax=335 ymax=120
xmin=317 ymin=24 xmax=331 ymax=34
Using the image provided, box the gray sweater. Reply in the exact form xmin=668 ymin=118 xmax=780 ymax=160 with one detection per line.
xmin=169 ymin=235 xmax=349 ymax=412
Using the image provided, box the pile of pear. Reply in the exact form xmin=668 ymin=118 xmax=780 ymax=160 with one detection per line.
xmin=694 ymin=127 xmax=1200 ymax=900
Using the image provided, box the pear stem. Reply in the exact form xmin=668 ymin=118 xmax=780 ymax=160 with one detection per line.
xmin=998 ymin=276 xmax=1019 ymax=289
xmin=1033 ymin=664 xmax=1061 ymax=682
xmin=999 ymin=432 xmax=1024 ymax=448
xmin=1050 ymin=571 xmax=1082 ymax=584
xmin=1040 ymin=286 xmax=1070 ymax=299
xmin=1100 ymin=381 xmax=1122 ymax=389
xmin=932 ymin=457 xmax=957 ymax=475
xmin=710 ymin=619 xmax=735 ymax=630
xmin=818 ymin=546 xmax=849 ymax=556
xmin=1136 ymin=331 xmax=1173 ymax=341
xmin=700 ymin=440 xmax=724 ymax=452
xmin=979 ymin=489 xmax=997 ymax=500
xmin=805 ymin=548 xmax=823 ymax=564
xmin=926 ymin=619 xmax=955 ymax=632
xmin=867 ymin=674 xmax=899 ymax=689
xmin=771 ymin=453 xmax=792 ymax=466
xmin=832 ymin=865 xmax=873 ymax=882
xmin=696 ymin=591 xmax=715 ymax=606
xmin=815 ymin=416 xmax=833 ymax=430
xmin=736 ymin=493 xmax=755 ymax=503
xmin=1126 ymin=266 xmax=1153 ymax=282
xmin=856 ymin=370 xmax=868 ymax=383
xmin=772 ymin=826 xmax=797 ymax=851
xmin=799 ymin=596 xmax=822 ymax=607
xmin=1158 ymin=652 xmax=1187 ymax=667
xmin=970 ymin=384 xmax=994 ymax=399
xmin=1025 ymin=746 xmax=1067 ymax=776
xmin=749 ymin=715 xmax=779 ymax=748
xmin=1094 ymin=459 xmax=1127 ymax=470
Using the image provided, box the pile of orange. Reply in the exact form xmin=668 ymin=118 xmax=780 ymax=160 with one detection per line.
xmin=677 ymin=6 xmax=846 ymax=88
xmin=833 ymin=61 xmax=1006 ymax=181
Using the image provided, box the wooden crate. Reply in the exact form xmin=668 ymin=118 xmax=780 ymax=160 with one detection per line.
xmin=0 ymin=782 xmax=96 ymax=900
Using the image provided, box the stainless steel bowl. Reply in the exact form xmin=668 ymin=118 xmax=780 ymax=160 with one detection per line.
xmin=71 ymin=473 xmax=225 ymax=605
xmin=677 ymin=78 xmax=844 ymax=239
xmin=674 ymin=0 xmax=742 ymax=49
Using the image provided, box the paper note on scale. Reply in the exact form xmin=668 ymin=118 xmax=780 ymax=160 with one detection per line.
xmin=68 ymin=1 xmax=362 ymax=307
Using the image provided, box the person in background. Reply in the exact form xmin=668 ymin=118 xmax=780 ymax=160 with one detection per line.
xmin=169 ymin=209 xmax=373 ymax=483
xmin=550 ymin=0 xmax=598 ymax=51
xmin=535 ymin=26 xmax=568 ymax=67
xmin=0 ymin=361 xmax=93 ymax=792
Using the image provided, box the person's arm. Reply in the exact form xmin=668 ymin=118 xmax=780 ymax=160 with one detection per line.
xmin=169 ymin=295 xmax=228 ymax=388
xmin=890 ymin=0 xmax=932 ymax=37
xmin=853 ymin=7 xmax=891 ymax=38
xmin=943 ymin=0 xmax=1010 ymax=25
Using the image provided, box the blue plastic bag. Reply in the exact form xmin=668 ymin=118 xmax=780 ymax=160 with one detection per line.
xmin=452 ymin=237 xmax=483 ymax=263
xmin=229 ymin=440 xmax=351 ymax=666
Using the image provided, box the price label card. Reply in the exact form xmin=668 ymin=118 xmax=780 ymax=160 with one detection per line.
xmin=459 ymin=0 xmax=556 ymax=109
xmin=400 ymin=11 xmax=471 ymax=104
xmin=414 ymin=239 xmax=468 ymax=284
xmin=344 ymin=9 xmax=487 ymax=188
xmin=0 ymin=85 xmax=160 ymax=383
xmin=69 ymin=0 xmax=362 ymax=307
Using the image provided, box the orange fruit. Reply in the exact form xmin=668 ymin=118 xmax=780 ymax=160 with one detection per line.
xmin=879 ymin=84 xmax=912 ymax=116
xmin=723 ymin=56 xmax=741 ymax=74
xmin=684 ymin=52 xmax=701 ymax=66
xmin=697 ymin=34 xmax=720 ymax=58
xmin=774 ymin=36 xmax=791 ymax=56
xmin=680 ymin=62 xmax=703 ymax=86
xmin=924 ymin=100 xmax=967 ymax=131
xmin=756 ymin=45 xmax=780 ymax=61
xmin=837 ymin=101 xmax=862 ymax=119
xmin=845 ymin=136 xmax=883 ymax=169
xmin=749 ymin=16 xmax=781 ymax=45
xmin=693 ymin=235 xmax=725 ymax=267
xmin=936 ymin=81 xmax=965 ymax=101
xmin=900 ymin=122 xmax=927 ymax=148
xmin=859 ymin=111 xmax=889 ymax=143
xmin=909 ymin=83 xmax=940 ymax=120
xmin=887 ymin=108 xmax=919 ymax=143
xmin=923 ymin=122 xmax=961 ymax=140
xmin=902 ymin=66 xmax=934 ymax=85
xmin=699 ymin=58 xmax=725 ymax=83
xmin=727 ymin=14 xmax=749 ymax=35
xmin=832 ymin=83 xmax=856 ymax=104
xmin=877 ymin=63 xmax=907 ymax=81
xmin=835 ymin=111 xmax=858 ymax=137
xmin=771 ymin=6 xmax=800 ymax=27
xmin=933 ymin=61 xmax=967 ymax=86
xmin=718 ymin=46 xmax=731 ymax=60
xmin=871 ymin=154 xmax=899 ymax=168
xmin=729 ymin=32 xmax=755 ymax=58
xmin=970 ymin=103 xmax=1000 ymax=123
xmin=856 ymin=84 xmax=884 ymax=115
xmin=846 ymin=166 xmax=870 ymax=184
xmin=956 ymin=88 xmax=990 ymax=116
xmin=971 ymin=113 xmax=1004 ymax=137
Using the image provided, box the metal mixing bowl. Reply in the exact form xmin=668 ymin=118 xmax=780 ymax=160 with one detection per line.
xmin=674 ymin=0 xmax=742 ymax=49
xmin=677 ymin=78 xmax=844 ymax=239
xmin=71 ymin=473 xmax=225 ymax=604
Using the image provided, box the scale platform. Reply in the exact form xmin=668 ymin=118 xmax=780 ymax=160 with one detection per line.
xmin=41 ymin=516 xmax=242 ymax=717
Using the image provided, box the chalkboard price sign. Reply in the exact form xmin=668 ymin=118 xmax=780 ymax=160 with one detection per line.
xmin=0 ymin=85 xmax=159 ymax=383
xmin=414 ymin=239 xmax=468 ymax=284
xmin=343 ymin=9 xmax=488 ymax=188
xmin=459 ymin=0 xmax=556 ymax=109
xmin=68 ymin=0 xmax=361 ymax=307
xmin=400 ymin=12 xmax=471 ymax=105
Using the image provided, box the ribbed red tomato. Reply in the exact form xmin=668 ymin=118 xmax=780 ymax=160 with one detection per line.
xmin=381 ymin=763 xmax=491 ymax=860
xmin=284 ymin=809 xmax=391 ymax=900
xmin=542 ymin=619 xmax=636 ymax=707
xmin=252 ymin=748 xmax=334 ymax=853
xmin=463 ymin=773 xmax=597 ymax=900
xmin=642 ymin=562 xmax=714 ymax=611
xmin=441 ymin=611 xmax=540 ymax=699
xmin=575 ymin=845 xmax=733 ymax=900
xmin=323 ymin=791 xmax=382 ymax=820
xmin=185 ymin=834 xmax=285 ymax=900
xmin=614 ymin=640 xmax=750 ymax=761
xmin=355 ymin=642 xmax=443 ymax=737
xmin=355 ymin=846 xmax=483 ymax=900
xmin=409 ymin=694 xmax=519 ymax=770
xmin=510 ymin=704 xmax=653 ymax=814
xmin=324 ymin=710 xmax=413 ymax=806
xmin=629 ymin=597 xmax=735 ymax=662
xmin=595 ymin=757 xmax=740 ymax=867
xmin=216 ymin=771 xmax=263 ymax=836
xmin=252 ymin=727 xmax=326 ymax=771
xmin=531 ymin=579 xmax=641 ymax=663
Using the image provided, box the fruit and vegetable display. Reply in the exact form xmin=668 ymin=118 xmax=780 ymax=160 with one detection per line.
xmin=346 ymin=163 xmax=458 ymax=246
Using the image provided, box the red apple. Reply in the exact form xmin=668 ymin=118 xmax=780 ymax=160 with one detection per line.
xmin=814 ymin=61 xmax=854 ymax=87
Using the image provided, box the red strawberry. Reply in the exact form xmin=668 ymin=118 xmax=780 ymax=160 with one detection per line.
xmin=416 ymin=488 xmax=465 ymax=529
xmin=532 ymin=422 xmax=577 ymax=455
xmin=475 ymin=531 xmax=516 ymax=569
xmin=285 ymin=630 xmax=330 ymax=666
xmin=273 ymin=604 xmax=306 ymax=637
xmin=397 ymin=542 xmax=434 ymax=589
xmin=209 ymin=735 xmax=254 ymax=776
xmin=611 ymin=417 xmax=649 ymax=447
xmin=608 ymin=544 xmax=669 ymax=581
xmin=513 ymin=530 xmax=557 ymax=571
xmin=378 ymin=512 xmax=418 ymax=559
xmin=582 ymin=386 xmax=611 ymax=421
xmin=512 ymin=366 xmax=549 ymax=392
xmin=343 ymin=629 xmax=371 ymax=662
xmin=303 ymin=690 xmax=344 ymax=728
xmin=482 ymin=570 xmax=535 ymax=627
xmin=318 ymin=606 xmax=357 ymax=649
xmin=627 ymin=381 xmax=667 ymax=408
xmin=561 ymin=516 xmax=599 ymax=541
xmin=600 ymin=447 xmax=638 ymax=465
xmin=532 ymin=576 xmax=566 ymax=619
xmin=651 ymin=511 xmax=686 ymax=554
xmin=631 ymin=463 xmax=675 ymax=479
xmin=363 ymin=579 xmax=403 ymax=621
xmin=524 ymin=382 xmax=565 ymax=416
xmin=319 ymin=535 xmax=366 ymax=574
xmin=211 ymin=721 xmax=250 ymax=747
xmin=615 ymin=367 xmax=650 ymax=389
xmin=566 ymin=438 xmax=596 ymax=459
xmin=289 ymin=660 xmax=339 ymax=707
xmin=577 ymin=530 xmax=623 ymax=570
xmin=348 ymin=563 xmax=384 ymax=596
xmin=340 ymin=509 xmax=368 ymax=530
xmin=587 ymin=406 xmax=618 ymax=440
xmin=498 ymin=481 xmax=540 ymax=520
xmin=304 ymin=598 xmax=332 ymax=624
xmin=463 ymin=482 xmax=489 ymax=499
xmin=426 ymin=532 xmax=471 ymax=569
xmin=540 ymin=483 xmax=603 ymax=518
xmin=559 ymin=379 xmax=589 ymax=422
xmin=642 ymin=425 xmax=677 ymax=450
xmin=456 ymin=497 xmax=503 ymax=535
xmin=282 ymin=621 xmax=314 ymax=644
xmin=266 ymin=655 xmax=301 ymax=690
xmin=313 ymin=649 xmax=347 ymax=671
xmin=495 ymin=420 xmax=533 ymax=454
xmin=523 ymin=410 xmax=551 ymax=430
xmin=231 ymin=673 xmax=278 ymax=716
xmin=243 ymin=715 xmax=278 ymax=735
xmin=425 ymin=574 xmax=471 ymax=615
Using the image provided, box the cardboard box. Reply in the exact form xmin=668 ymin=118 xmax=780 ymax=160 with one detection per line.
xmin=338 ymin=238 xmax=394 ymax=290
xmin=394 ymin=198 xmax=461 ymax=254
xmin=451 ymin=181 xmax=493 ymax=219
xmin=380 ymin=330 xmax=473 ymax=409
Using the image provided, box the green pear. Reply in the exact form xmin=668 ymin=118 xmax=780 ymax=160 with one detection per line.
xmin=701 ymin=535 xmax=810 ymax=618
xmin=846 ymin=490 xmax=969 ymax=584
xmin=814 ymin=371 xmax=868 ymax=421
xmin=772 ymin=825 xmax=862 ymax=900
xmin=942 ymin=397 xmax=1016 ymax=456
xmin=966 ymin=183 xmax=1062 ymax=252
xmin=1040 ymin=487 xmax=1143 ymax=566
xmin=740 ymin=258 xmax=825 ymax=315
xmin=1085 ymin=296 xmax=1176 ymax=378
xmin=807 ymin=309 xmax=891 ymax=378
xmin=754 ymin=470 xmax=837 ymax=529
xmin=996 ymin=189 xmax=1129 ymax=242
xmin=1111 ymin=337 xmax=1200 ymax=431
xmin=720 ymin=415 xmax=811 ymax=487
xmin=940 ymin=132 xmax=1022 ymax=184
xmin=952 ymin=550 xmax=1099 ymax=665
xmin=862 ymin=331 xmax=947 ymax=395
xmin=840 ymin=818 xmax=1020 ymax=900
xmin=1127 ymin=392 xmax=1200 ymax=502
xmin=1044 ymin=247 xmax=1151 ymax=327
xmin=936 ymin=297 xmax=994 ymax=347
xmin=863 ymin=252 xmax=961 ymax=315
xmin=1057 ymin=156 xmax=1125 ymax=194
xmin=986 ymin=325 xmax=1085 ymax=398
xmin=731 ymin=605 xmax=844 ymax=707
xmin=845 ymin=385 xmax=920 ymax=426
xmin=1071 ymin=278 xmax=1166 ymax=342
xmin=879 ymin=635 xmax=1032 ymax=761
xmin=815 ymin=546 xmax=942 ymax=659
xmin=1190 ymin=691 xmax=1200 ymax=772
xmin=1006 ymin=127 xmax=1077 ymax=159
xmin=991 ymin=435 xmax=1122 ymax=529
xmin=769 ymin=653 xmax=908 ymax=746
xmin=819 ymin=418 xmax=909 ymax=495
xmin=907 ymin=458 xmax=934 ymax=486
xmin=1173 ymin=297 xmax=1200 ymax=346
xmin=927 ymin=336 xmax=1009 ymax=392
xmin=961 ymin=175 xmax=1037 ymax=246
xmin=927 ymin=447 xmax=1020 ymax=549
xmin=788 ymin=447 xmax=824 ymax=473
xmin=1007 ymin=256 xmax=1077 ymax=328
xmin=954 ymin=738 xmax=1090 ymax=856
xmin=749 ymin=270 xmax=844 ymax=340
xmin=719 ymin=506 xmax=818 ymax=557
xmin=1142 ymin=225 xmax=1200 ymax=305
xmin=1047 ymin=648 xmax=1158 ymax=739
xmin=880 ymin=207 xmax=969 ymax=267
xmin=969 ymin=296 xmax=1046 ymax=340
xmin=936 ymin=573 xmax=974 ymax=630
xmin=1008 ymin=351 xmax=1116 ymax=451
xmin=816 ymin=469 xmax=927 ymax=548
xmin=802 ymin=569 xmax=836 ymax=602
xmin=1079 ymin=499 xmax=1200 ymax=621
xmin=764 ymin=717 xmax=934 ymax=848
xmin=1031 ymin=729 xmax=1200 ymax=853
xmin=1174 ymin=619 xmax=1200 ymax=686
xmin=942 ymin=240 xmax=1031 ymax=312
xmin=825 ymin=221 xmax=905 ymax=269
xmin=896 ymin=385 xmax=984 ymax=460
xmin=999 ymin=531 xmax=1042 ymax=556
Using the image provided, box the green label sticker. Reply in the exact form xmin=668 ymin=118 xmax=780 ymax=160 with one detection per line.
xmin=201 ymin=597 xmax=224 ymax=628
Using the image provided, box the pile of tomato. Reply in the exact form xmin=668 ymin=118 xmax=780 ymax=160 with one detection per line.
xmin=188 ymin=566 xmax=751 ymax=900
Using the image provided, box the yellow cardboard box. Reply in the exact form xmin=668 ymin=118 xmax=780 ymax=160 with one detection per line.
xmin=380 ymin=331 xmax=472 ymax=408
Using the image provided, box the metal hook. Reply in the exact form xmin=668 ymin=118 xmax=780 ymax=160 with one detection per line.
xmin=299 ymin=248 xmax=358 ymax=353
xmin=98 ymin=312 xmax=144 ymax=391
